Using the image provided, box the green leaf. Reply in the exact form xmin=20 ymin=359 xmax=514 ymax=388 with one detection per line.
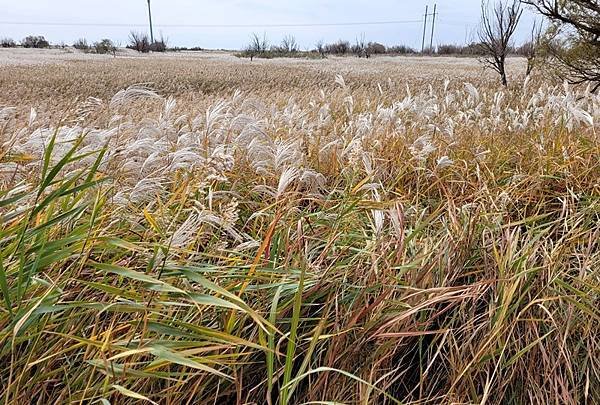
xmin=0 ymin=252 xmax=12 ymax=315
xmin=93 ymin=263 xmax=183 ymax=293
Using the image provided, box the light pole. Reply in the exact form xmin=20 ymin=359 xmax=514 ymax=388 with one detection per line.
xmin=147 ymin=0 xmax=154 ymax=43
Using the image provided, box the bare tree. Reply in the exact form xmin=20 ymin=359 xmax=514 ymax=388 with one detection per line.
xmin=478 ymin=0 xmax=523 ymax=86
xmin=280 ymin=35 xmax=299 ymax=53
xmin=353 ymin=33 xmax=369 ymax=58
xmin=315 ymin=39 xmax=326 ymax=58
xmin=326 ymin=40 xmax=350 ymax=55
xmin=521 ymin=0 xmax=599 ymax=38
xmin=129 ymin=31 xmax=151 ymax=53
xmin=522 ymin=0 xmax=600 ymax=92
xmin=246 ymin=32 xmax=269 ymax=61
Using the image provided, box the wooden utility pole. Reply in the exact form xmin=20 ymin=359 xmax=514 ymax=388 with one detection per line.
xmin=429 ymin=4 xmax=437 ymax=53
xmin=147 ymin=0 xmax=154 ymax=43
xmin=421 ymin=5 xmax=429 ymax=53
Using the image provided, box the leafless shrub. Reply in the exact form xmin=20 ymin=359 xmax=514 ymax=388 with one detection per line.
xmin=150 ymin=35 xmax=168 ymax=52
xmin=128 ymin=31 xmax=151 ymax=53
xmin=1 ymin=38 xmax=17 ymax=48
xmin=73 ymin=38 xmax=91 ymax=52
xmin=22 ymin=35 xmax=50 ymax=49
xmin=94 ymin=39 xmax=118 ymax=56
xmin=315 ymin=39 xmax=327 ymax=58
xmin=244 ymin=32 xmax=269 ymax=61
xmin=437 ymin=42 xmax=487 ymax=56
xmin=280 ymin=35 xmax=299 ymax=53
xmin=387 ymin=44 xmax=417 ymax=54
xmin=352 ymin=34 xmax=369 ymax=58
xmin=324 ymin=40 xmax=351 ymax=55
xmin=367 ymin=42 xmax=386 ymax=55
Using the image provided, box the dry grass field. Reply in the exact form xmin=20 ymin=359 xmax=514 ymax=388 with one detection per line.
xmin=0 ymin=48 xmax=599 ymax=404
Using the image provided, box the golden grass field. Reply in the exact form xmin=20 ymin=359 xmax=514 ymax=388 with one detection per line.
xmin=0 ymin=48 xmax=598 ymax=404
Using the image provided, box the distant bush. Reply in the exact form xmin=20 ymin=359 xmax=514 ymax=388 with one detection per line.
xmin=22 ymin=36 xmax=50 ymax=49
xmin=324 ymin=40 xmax=351 ymax=55
xmin=463 ymin=42 xmax=487 ymax=56
xmin=436 ymin=42 xmax=487 ymax=56
xmin=128 ymin=31 xmax=151 ymax=53
xmin=236 ymin=35 xmax=490 ymax=60
xmin=269 ymin=36 xmax=303 ymax=58
xmin=315 ymin=40 xmax=327 ymax=58
xmin=169 ymin=46 xmax=204 ymax=52
xmin=1 ymin=38 xmax=17 ymax=48
xmin=387 ymin=45 xmax=417 ymax=54
xmin=94 ymin=39 xmax=117 ymax=55
xmin=437 ymin=44 xmax=464 ymax=55
xmin=73 ymin=38 xmax=91 ymax=52
xmin=320 ymin=40 xmax=414 ymax=57
xmin=150 ymin=36 xmax=168 ymax=52
xmin=277 ymin=35 xmax=299 ymax=53
xmin=243 ymin=32 xmax=269 ymax=61
xmin=367 ymin=42 xmax=387 ymax=55
xmin=128 ymin=31 xmax=167 ymax=53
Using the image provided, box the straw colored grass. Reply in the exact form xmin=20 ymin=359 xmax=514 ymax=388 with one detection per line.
xmin=0 ymin=51 xmax=598 ymax=404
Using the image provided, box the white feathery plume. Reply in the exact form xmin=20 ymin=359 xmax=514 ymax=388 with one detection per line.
xmin=0 ymin=107 xmax=17 ymax=121
xmin=128 ymin=178 xmax=165 ymax=204
xmin=276 ymin=167 xmax=300 ymax=199
xmin=370 ymin=188 xmax=385 ymax=236
xmin=233 ymin=240 xmax=261 ymax=252
xmin=161 ymin=97 xmax=177 ymax=121
xmin=170 ymin=213 xmax=202 ymax=248
xmin=299 ymin=169 xmax=326 ymax=194
xmin=409 ymin=135 xmax=437 ymax=162
xmin=464 ymin=82 xmax=480 ymax=104
xmin=436 ymin=156 xmax=454 ymax=170
xmin=335 ymin=74 xmax=346 ymax=88
xmin=110 ymin=85 xmax=161 ymax=109
xmin=28 ymin=108 xmax=37 ymax=127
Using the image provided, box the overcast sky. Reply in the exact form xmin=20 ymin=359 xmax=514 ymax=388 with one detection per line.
xmin=0 ymin=0 xmax=537 ymax=50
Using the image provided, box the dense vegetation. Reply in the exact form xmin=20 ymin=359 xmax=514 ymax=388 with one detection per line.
xmin=0 ymin=54 xmax=598 ymax=404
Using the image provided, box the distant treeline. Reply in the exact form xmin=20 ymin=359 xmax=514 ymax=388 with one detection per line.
xmin=240 ymin=34 xmax=537 ymax=60
xmin=2 ymin=33 xmax=531 ymax=59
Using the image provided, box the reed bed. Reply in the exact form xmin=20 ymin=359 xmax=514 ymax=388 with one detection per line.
xmin=0 ymin=54 xmax=599 ymax=404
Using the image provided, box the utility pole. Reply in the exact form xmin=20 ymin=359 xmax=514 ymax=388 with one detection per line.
xmin=421 ymin=5 xmax=429 ymax=53
xmin=147 ymin=0 xmax=154 ymax=43
xmin=429 ymin=4 xmax=437 ymax=53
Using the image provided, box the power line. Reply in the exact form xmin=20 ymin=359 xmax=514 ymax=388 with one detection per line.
xmin=0 ymin=20 xmax=424 ymax=29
